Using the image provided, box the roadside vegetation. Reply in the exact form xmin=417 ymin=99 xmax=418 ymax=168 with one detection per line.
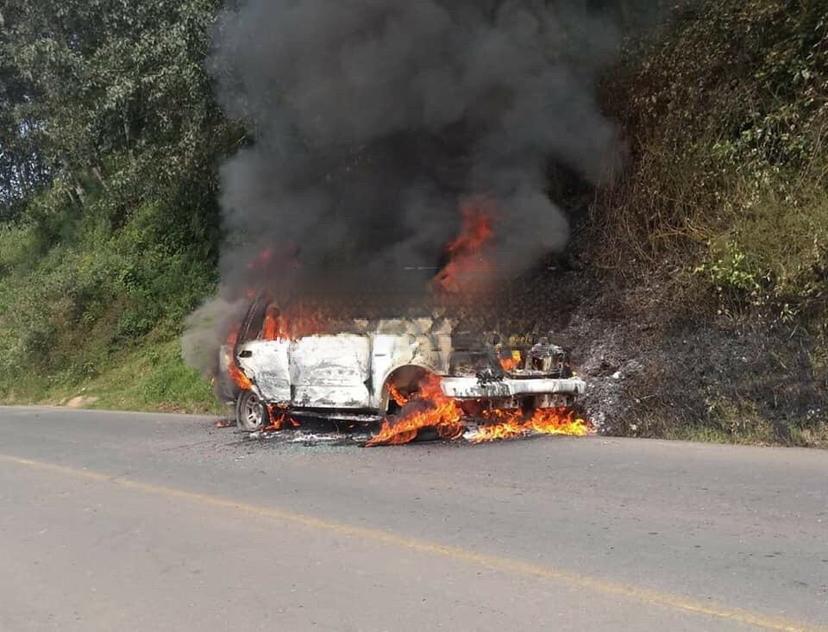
xmin=597 ymin=0 xmax=827 ymax=318
xmin=0 ymin=0 xmax=825 ymax=442
xmin=588 ymin=0 xmax=827 ymax=446
xmin=0 ymin=0 xmax=231 ymax=411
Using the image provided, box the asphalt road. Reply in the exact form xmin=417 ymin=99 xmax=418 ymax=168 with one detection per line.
xmin=0 ymin=406 xmax=826 ymax=631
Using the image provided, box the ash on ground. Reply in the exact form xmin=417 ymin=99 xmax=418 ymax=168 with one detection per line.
xmin=472 ymin=253 xmax=827 ymax=444
xmin=249 ymin=428 xmax=373 ymax=447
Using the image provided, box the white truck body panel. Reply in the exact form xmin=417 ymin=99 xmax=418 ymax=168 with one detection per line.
xmin=228 ymin=318 xmax=585 ymax=411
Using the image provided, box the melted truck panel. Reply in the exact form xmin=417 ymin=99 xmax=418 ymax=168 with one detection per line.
xmin=236 ymin=340 xmax=291 ymax=403
xmin=290 ymin=334 xmax=371 ymax=409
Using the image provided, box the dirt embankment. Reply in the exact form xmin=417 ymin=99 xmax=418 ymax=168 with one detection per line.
xmin=529 ymin=0 xmax=828 ymax=447
xmin=507 ymin=256 xmax=828 ymax=447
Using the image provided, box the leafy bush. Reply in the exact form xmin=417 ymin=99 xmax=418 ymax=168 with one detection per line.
xmin=694 ymin=170 xmax=828 ymax=305
xmin=695 ymin=241 xmax=764 ymax=300
xmin=0 ymin=223 xmax=37 ymax=274
xmin=0 ymin=188 xmax=217 ymax=394
xmin=595 ymin=0 xmax=828 ymax=318
xmin=0 ymin=0 xmax=230 ymax=404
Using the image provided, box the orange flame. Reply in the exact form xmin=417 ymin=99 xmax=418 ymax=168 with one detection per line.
xmin=247 ymin=248 xmax=274 ymax=271
xmin=226 ymin=299 xmax=328 ymax=396
xmin=265 ymin=404 xmax=301 ymax=431
xmin=367 ymin=374 xmax=465 ymax=446
xmin=499 ymin=351 xmax=522 ymax=373
xmin=471 ymin=408 xmax=591 ymax=443
xmin=262 ymin=305 xmax=282 ymax=341
xmin=433 ymin=198 xmax=495 ymax=294
xmin=368 ymin=374 xmax=592 ymax=446
xmin=261 ymin=304 xmax=328 ymax=341
xmin=387 ymin=383 xmax=410 ymax=407
xmin=225 ymin=329 xmax=253 ymax=391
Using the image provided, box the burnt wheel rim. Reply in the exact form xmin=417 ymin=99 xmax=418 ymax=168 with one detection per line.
xmin=240 ymin=392 xmax=264 ymax=430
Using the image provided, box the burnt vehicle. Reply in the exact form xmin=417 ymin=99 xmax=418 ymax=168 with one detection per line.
xmin=219 ymin=296 xmax=586 ymax=432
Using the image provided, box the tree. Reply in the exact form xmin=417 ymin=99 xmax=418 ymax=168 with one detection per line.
xmin=0 ymin=10 xmax=48 ymax=219
xmin=0 ymin=0 xmax=233 ymax=233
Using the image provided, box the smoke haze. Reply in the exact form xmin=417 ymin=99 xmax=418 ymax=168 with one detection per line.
xmin=185 ymin=0 xmax=633 ymax=376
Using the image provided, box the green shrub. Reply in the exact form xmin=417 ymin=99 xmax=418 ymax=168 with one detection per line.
xmin=0 ymin=184 xmax=217 ymax=397
xmin=0 ymin=223 xmax=34 ymax=268
xmin=695 ymin=241 xmax=764 ymax=299
xmin=596 ymin=0 xmax=828 ymax=316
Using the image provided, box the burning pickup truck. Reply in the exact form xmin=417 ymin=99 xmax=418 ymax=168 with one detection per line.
xmin=219 ymin=297 xmax=588 ymax=444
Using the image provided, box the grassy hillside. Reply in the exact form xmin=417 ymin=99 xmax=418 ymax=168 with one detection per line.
xmin=576 ymin=0 xmax=827 ymax=446
xmin=0 ymin=0 xmax=229 ymax=412
xmin=0 ymin=199 xmax=222 ymax=413
xmin=596 ymin=0 xmax=826 ymax=314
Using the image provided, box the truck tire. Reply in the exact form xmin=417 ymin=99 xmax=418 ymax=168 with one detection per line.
xmin=235 ymin=390 xmax=268 ymax=432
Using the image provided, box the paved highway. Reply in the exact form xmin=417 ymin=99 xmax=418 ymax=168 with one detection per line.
xmin=0 ymin=406 xmax=826 ymax=631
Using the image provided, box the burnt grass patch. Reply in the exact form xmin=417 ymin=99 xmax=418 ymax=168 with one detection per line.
xmin=486 ymin=259 xmax=828 ymax=448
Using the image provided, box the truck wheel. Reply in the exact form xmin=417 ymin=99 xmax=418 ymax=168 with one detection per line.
xmin=235 ymin=390 xmax=268 ymax=432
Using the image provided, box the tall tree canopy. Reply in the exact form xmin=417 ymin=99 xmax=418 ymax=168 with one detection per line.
xmin=0 ymin=0 xmax=231 ymax=227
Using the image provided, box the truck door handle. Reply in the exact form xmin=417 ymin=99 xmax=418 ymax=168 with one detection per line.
xmin=239 ymin=350 xmax=253 ymax=358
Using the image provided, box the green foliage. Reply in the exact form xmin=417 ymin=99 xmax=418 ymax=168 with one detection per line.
xmin=87 ymin=339 xmax=222 ymax=414
xmin=0 ymin=0 xmax=235 ymax=408
xmin=694 ymin=172 xmax=828 ymax=307
xmin=0 ymin=337 xmax=221 ymax=414
xmin=596 ymin=0 xmax=828 ymax=317
xmin=2 ymin=0 xmax=226 ymax=170
xmin=695 ymin=241 xmax=764 ymax=299
xmin=0 ymin=222 xmax=37 ymax=273
xmin=1 ymin=0 xmax=235 ymax=247
xmin=0 ymin=26 xmax=47 ymax=216
xmin=0 ymin=193 xmax=217 ymax=380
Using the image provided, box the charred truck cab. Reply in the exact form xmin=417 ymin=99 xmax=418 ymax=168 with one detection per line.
xmin=219 ymin=297 xmax=586 ymax=432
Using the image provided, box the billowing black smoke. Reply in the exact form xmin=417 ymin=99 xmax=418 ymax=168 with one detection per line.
xmin=184 ymin=0 xmax=630 ymax=376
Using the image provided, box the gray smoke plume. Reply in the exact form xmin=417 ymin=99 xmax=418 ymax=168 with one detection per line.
xmin=185 ymin=0 xmax=631 ymax=377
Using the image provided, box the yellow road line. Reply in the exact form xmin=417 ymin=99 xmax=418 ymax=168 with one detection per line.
xmin=0 ymin=453 xmax=821 ymax=632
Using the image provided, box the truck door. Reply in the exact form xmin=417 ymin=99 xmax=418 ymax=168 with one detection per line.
xmin=290 ymin=335 xmax=371 ymax=409
xmin=236 ymin=340 xmax=292 ymax=403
